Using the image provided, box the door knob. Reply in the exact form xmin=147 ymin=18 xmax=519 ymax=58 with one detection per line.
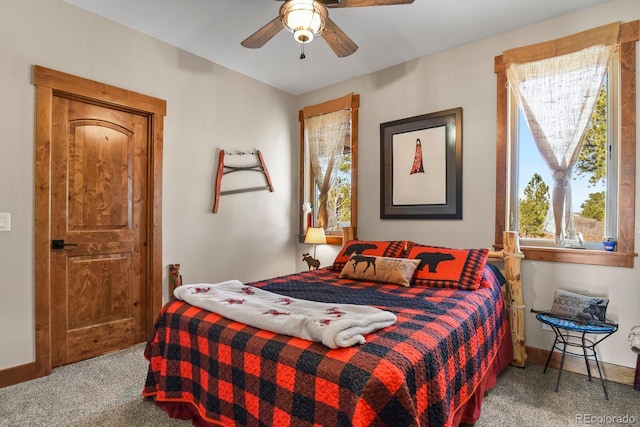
xmin=52 ymin=239 xmax=78 ymax=250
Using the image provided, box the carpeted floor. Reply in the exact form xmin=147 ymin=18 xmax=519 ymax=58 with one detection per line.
xmin=0 ymin=343 xmax=637 ymax=426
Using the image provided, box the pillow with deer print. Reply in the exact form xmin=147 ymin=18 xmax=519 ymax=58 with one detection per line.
xmin=550 ymin=289 xmax=609 ymax=322
xmin=330 ymin=240 xmax=409 ymax=272
xmin=339 ymin=254 xmax=420 ymax=287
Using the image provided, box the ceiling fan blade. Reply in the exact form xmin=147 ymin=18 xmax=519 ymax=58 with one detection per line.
xmin=324 ymin=0 xmax=414 ymax=7
xmin=241 ymin=17 xmax=283 ymax=49
xmin=322 ymin=18 xmax=358 ymax=57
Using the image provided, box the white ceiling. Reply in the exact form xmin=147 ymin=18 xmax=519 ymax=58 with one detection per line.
xmin=63 ymin=0 xmax=613 ymax=95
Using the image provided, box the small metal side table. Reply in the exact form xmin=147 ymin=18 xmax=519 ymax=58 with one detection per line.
xmin=535 ymin=312 xmax=618 ymax=399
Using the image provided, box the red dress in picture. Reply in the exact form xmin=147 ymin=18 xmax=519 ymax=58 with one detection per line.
xmin=410 ymin=138 xmax=424 ymax=174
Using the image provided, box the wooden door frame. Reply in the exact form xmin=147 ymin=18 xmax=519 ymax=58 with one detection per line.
xmin=33 ymin=65 xmax=166 ymax=377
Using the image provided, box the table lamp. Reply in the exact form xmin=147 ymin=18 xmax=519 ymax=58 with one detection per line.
xmin=304 ymin=227 xmax=326 ymax=258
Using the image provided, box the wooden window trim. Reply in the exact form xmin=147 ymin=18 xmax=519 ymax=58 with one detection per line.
xmin=299 ymin=93 xmax=359 ymax=245
xmin=493 ymin=21 xmax=638 ymax=267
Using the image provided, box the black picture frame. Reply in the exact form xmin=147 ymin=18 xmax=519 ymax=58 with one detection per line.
xmin=380 ymin=107 xmax=462 ymax=219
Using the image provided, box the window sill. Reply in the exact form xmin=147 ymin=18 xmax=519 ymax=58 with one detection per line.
xmin=325 ymin=235 xmax=343 ymax=246
xmin=299 ymin=226 xmax=354 ymax=246
xmin=297 ymin=234 xmax=344 ymax=246
xmin=494 ymin=244 xmax=637 ymax=268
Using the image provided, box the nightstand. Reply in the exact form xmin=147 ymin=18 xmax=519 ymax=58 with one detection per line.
xmin=535 ymin=312 xmax=618 ymax=399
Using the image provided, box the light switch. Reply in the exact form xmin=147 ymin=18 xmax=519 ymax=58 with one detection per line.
xmin=0 ymin=213 xmax=11 ymax=231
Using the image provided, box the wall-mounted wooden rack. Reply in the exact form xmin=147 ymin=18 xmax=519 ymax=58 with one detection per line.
xmin=212 ymin=149 xmax=274 ymax=213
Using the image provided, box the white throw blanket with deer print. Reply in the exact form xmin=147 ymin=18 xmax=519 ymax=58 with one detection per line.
xmin=173 ymin=281 xmax=397 ymax=349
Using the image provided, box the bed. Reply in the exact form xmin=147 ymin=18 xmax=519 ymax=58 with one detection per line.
xmin=143 ymin=234 xmax=524 ymax=427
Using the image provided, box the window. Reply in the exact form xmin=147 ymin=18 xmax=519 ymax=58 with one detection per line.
xmin=494 ymin=21 xmax=637 ymax=267
xmin=511 ymin=59 xmax=617 ymax=249
xmin=299 ymin=93 xmax=359 ymax=245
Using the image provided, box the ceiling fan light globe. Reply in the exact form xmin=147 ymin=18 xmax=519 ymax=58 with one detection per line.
xmin=281 ymin=0 xmax=327 ymax=44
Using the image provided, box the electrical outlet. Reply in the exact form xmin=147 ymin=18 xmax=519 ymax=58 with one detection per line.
xmin=0 ymin=213 xmax=10 ymax=231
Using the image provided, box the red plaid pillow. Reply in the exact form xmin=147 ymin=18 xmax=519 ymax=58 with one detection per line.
xmin=405 ymin=245 xmax=489 ymax=290
xmin=329 ymin=240 xmax=409 ymax=271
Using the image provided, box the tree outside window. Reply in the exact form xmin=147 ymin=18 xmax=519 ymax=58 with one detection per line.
xmin=519 ymin=173 xmax=550 ymax=238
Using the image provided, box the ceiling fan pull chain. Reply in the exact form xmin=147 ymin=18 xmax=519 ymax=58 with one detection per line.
xmin=300 ymin=43 xmax=306 ymax=60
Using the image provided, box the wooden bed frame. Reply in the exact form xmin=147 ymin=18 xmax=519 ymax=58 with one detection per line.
xmin=488 ymin=231 xmax=526 ymax=367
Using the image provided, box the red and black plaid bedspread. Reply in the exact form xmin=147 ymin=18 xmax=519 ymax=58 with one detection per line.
xmin=143 ymin=267 xmax=509 ymax=427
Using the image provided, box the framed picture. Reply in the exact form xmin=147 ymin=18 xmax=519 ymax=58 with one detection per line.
xmin=380 ymin=107 xmax=462 ymax=219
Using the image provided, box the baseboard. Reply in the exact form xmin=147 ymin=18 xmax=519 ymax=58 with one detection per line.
xmin=0 ymin=361 xmax=37 ymax=389
xmin=526 ymin=345 xmax=635 ymax=386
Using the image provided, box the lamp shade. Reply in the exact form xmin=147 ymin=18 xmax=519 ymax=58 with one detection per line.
xmin=304 ymin=227 xmax=326 ymax=245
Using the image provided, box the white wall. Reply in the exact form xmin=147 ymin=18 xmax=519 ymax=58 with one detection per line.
xmin=297 ymin=0 xmax=640 ymax=370
xmin=0 ymin=0 xmax=298 ymax=370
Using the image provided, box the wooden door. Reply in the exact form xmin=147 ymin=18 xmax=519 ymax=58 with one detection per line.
xmin=34 ymin=66 xmax=166 ymax=377
xmin=50 ymin=97 xmax=148 ymax=366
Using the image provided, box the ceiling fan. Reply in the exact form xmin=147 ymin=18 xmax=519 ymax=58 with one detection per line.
xmin=241 ymin=0 xmax=415 ymax=58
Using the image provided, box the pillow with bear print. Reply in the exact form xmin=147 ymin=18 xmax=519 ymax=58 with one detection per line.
xmin=406 ymin=245 xmax=489 ymax=290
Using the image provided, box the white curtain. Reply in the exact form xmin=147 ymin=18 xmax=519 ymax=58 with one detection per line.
xmin=503 ymin=22 xmax=619 ymax=245
xmin=305 ymin=109 xmax=350 ymax=228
